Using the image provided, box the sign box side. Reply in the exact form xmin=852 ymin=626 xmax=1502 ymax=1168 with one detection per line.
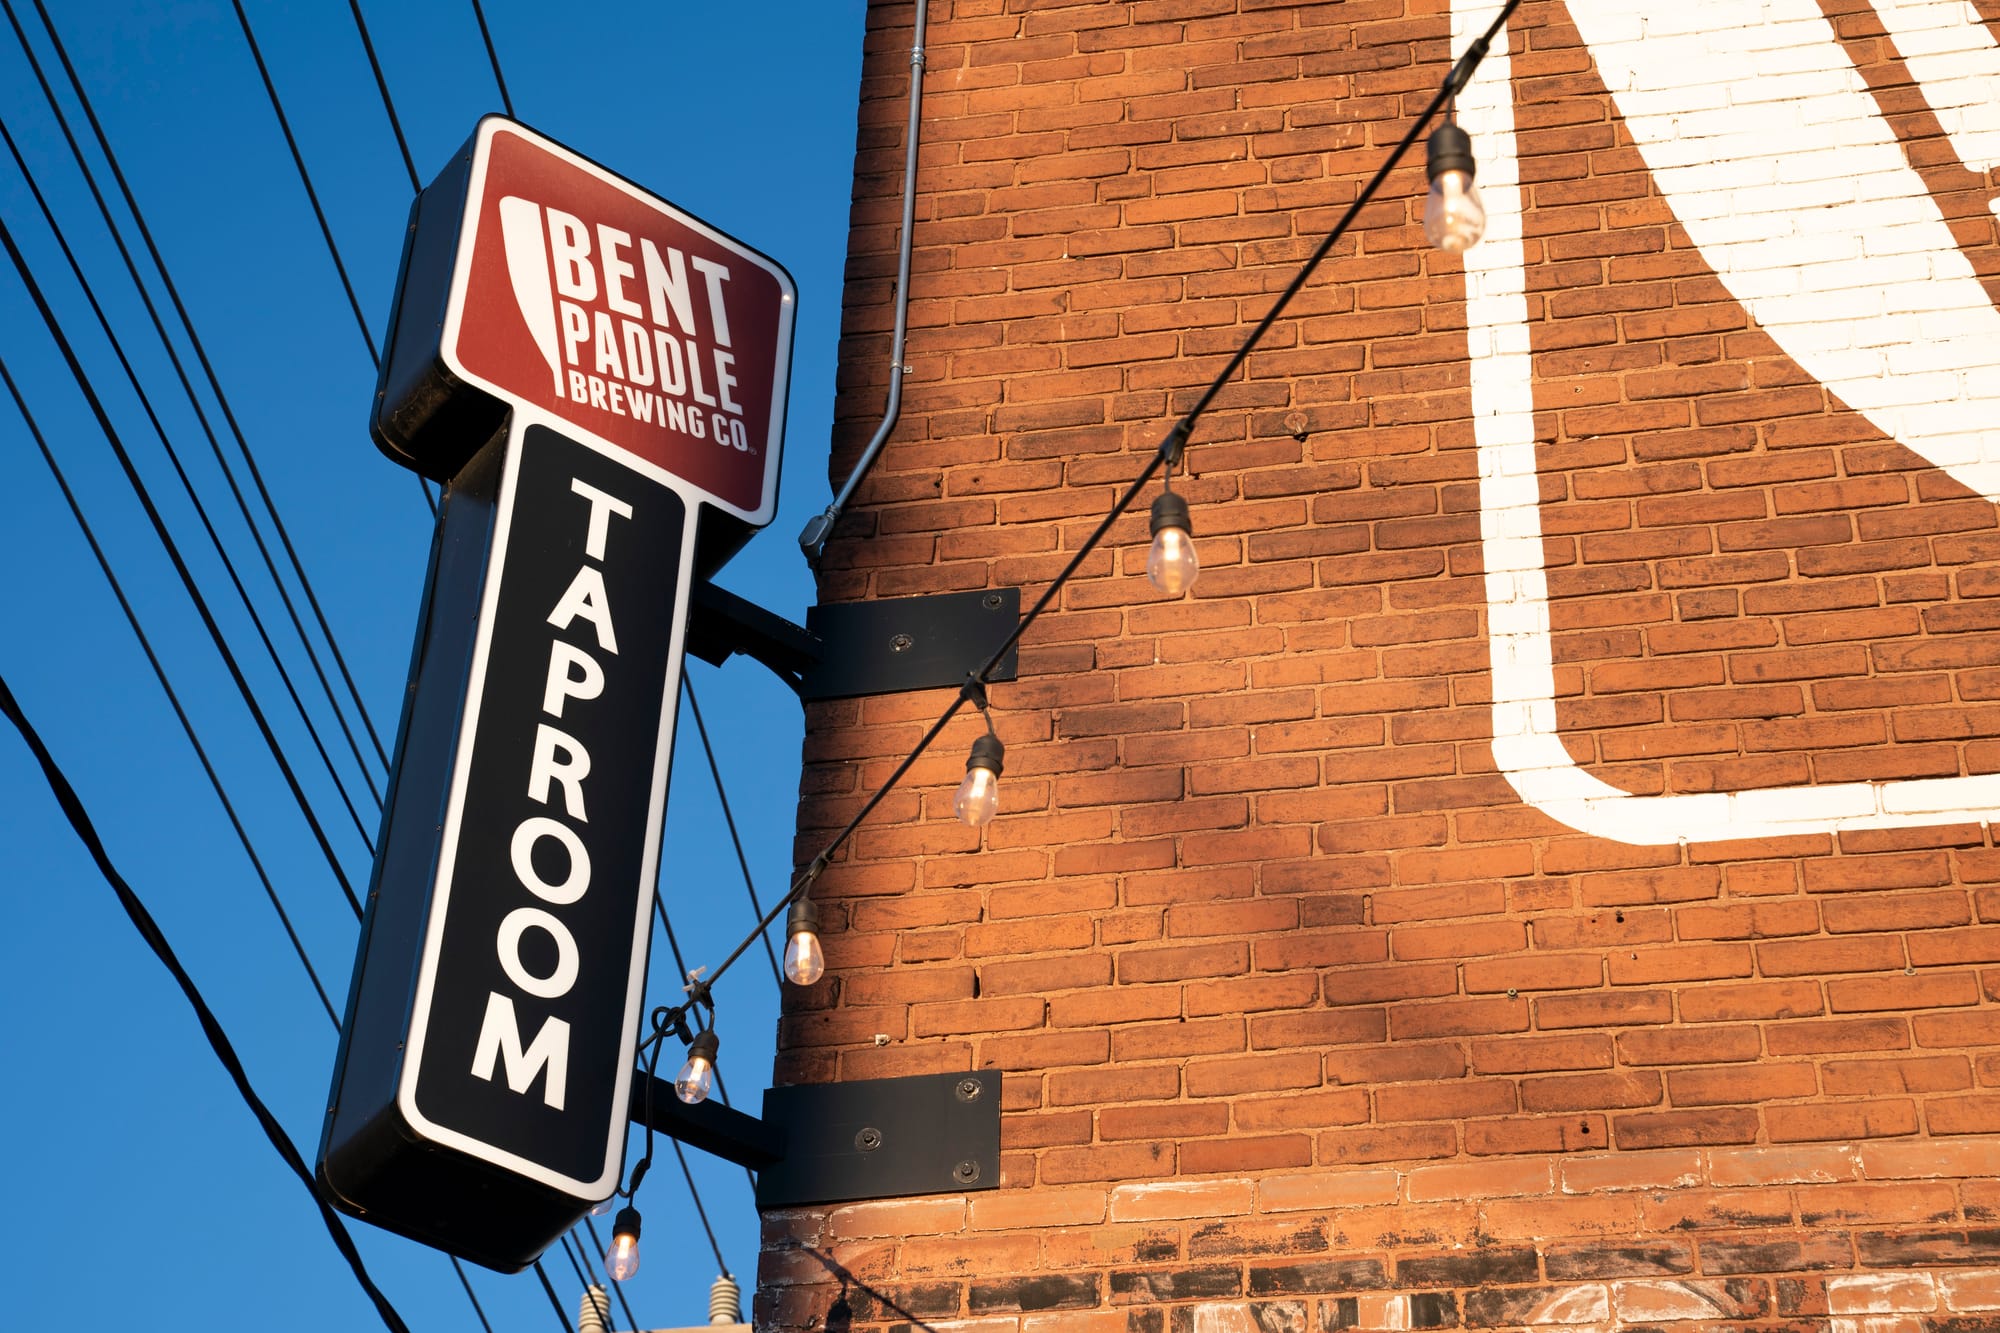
xmin=371 ymin=130 xmax=506 ymax=482
xmin=317 ymin=435 xmax=580 ymax=1270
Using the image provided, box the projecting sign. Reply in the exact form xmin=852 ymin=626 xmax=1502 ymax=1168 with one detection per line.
xmin=320 ymin=117 xmax=795 ymax=1272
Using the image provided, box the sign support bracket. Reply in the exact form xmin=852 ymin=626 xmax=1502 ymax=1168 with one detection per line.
xmin=687 ymin=584 xmax=1023 ymax=702
xmin=627 ymin=1069 xmax=1001 ymax=1209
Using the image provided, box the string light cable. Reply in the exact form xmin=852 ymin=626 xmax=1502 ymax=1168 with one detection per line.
xmin=650 ymin=0 xmax=1527 ymax=1032
xmin=0 ymin=671 xmax=413 ymax=1333
xmin=685 ymin=674 xmax=785 ymax=985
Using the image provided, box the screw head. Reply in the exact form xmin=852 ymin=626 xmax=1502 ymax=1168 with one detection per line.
xmin=952 ymin=1160 xmax=981 ymax=1184
xmin=855 ymin=1127 xmax=883 ymax=1152
xmin=983 ymin=593 xmax=1004 ymax=610
xmin=889 ymin=633 xmax=914 ymax=653
xmin=955 ymin=1077 xmax=983 ymax=1103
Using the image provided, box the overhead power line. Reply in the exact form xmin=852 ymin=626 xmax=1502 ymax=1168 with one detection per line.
xmin=20 ymin=0 xmax=398 ymax=776
xmin=0 ymin=670 xmax=413 ymax=1333
xmin=345 ymin=0 xmax=422 ymax=192
xmin=0 ymin=212 xmax=367 ymax=914
xmin=0 ymin=355 xmax=339 ymax=1026
xmin=0 ymin=127 xmax=382 ymax=855
xmin=469 ymin=0 xmax=516 ymax=117
xmin=212 ymin=0 xmax=436 ymax=516
xmin=684 ymin=674 xmax=783 ymax=986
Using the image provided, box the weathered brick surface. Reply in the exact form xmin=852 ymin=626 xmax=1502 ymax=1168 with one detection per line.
xmin=763 ymin=0 xmax=2000 ymax=1329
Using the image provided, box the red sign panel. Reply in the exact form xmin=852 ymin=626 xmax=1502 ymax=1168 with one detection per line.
xmin=443 ymin=122 xmax=795 ymax=520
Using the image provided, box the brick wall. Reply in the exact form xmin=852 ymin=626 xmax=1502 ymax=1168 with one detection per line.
xmin=763 ymin=1 xmax=2000 ymax=1330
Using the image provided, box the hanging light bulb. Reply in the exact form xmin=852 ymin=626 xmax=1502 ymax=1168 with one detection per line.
xmin=1147 ymin=490 xmax=1198 ymax=595
xmin=783 ymin=896 xmax=825 ymax=986
xmin=604 ymin=1207 xmax=643 ymax=1281
xmin=954 ymin=732 xmax=1004 ymax=827
xmin=675 ymin=1028 xmax=718 ymax=1105
xmin=1423 ymin=119 xmax=1486 ymax=253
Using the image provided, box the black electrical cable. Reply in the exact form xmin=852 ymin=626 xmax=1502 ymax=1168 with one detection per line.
xmin=212 ymin=0 xmax=378 ymax=365
xmin=0 ymin=672 xmax=412 ymax=1333
xmin=345 ymin=0 xmax=422 ymax=192
xmin=555 ymin=1235 xmax=594 ymax=1306
xmin=18 ymin=10 xmax=628 ymax=1331
xmin=558 ymin=1229 xmax=620 ymax=1333
xmin=670 ymin=1136 xmax=732 ymax=1276
xmin=0 ymin=355 xmax=339 ymax=1027
xmin=648 ymin=894 xmax=745 ymax=1112
xmin=667 ymin=0 xmax=1529 ymax=1005
xmin=6 ymin=1 xmax=386 ymax=797
xmin=579 ymin=1216 xmax=642 ymax=1332
xmin=0 ymin=214 xmax=367 ymax=915
xmin=202 ymin=0 xmax=378 ymax=364
xmin=451 ymin=1258 xmax=498 ymax=1333
xmin=684 ymin=674 xmax=782 ymax=986
xmin=533 ymin=1260 xmax=579 ymax=1333
xmin=0 ymin=113 xmax=382 ymax=857
xmin=201 ymin=0 xmax=441 ymax=519
xmin=21 ymin=0 xmax=401 ymax=771
xmin=647 ymin=887 xmax=758 ymax=1207
xmin=469 ymin=0 xmax=515 ymax=116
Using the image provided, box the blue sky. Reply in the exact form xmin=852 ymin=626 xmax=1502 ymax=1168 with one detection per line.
xmin=0 ymin=1 xmax=866 ymax=1327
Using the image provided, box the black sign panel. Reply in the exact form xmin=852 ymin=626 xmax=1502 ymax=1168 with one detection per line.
xmin=408 ymin=425 xmax=680 ymax=1179
xmin=319 ymin=422 xmax=690 ymax=1269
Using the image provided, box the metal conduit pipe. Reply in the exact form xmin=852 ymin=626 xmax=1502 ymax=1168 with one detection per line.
xmin=799 ymin=0 xmax=930 ymax=566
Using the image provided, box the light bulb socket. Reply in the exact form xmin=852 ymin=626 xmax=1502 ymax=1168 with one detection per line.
xmin=966 ymin=732 xmax=1005 ymax=777
xmin=1150 ymin=490 xmax=1192 ymax=538
xmin=1426 ymin=121 xmax=1476 ymax=182
xmin=612 ymin=1206 xmax=642 ymax=1244
xmin=786 ymin=895 xmax=820 ymax=937
xmin=688 ymin=1027 xmax=719 ymax=1065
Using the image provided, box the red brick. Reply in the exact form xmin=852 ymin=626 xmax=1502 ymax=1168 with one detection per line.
xmin=1667 ymin=1062 xmax=1818 ymax=1106
xmin=1316 ymin=1123 xmax=1458 ymax=1166
xmin=1613 ymin=1108 xmax=1761 ymax=1149
xmin=1231 ymin=1089 xmax=1371 ymax=1132
xmin=1767 ymin=1099 xmax=1920 ymax=1143
xmin=1179 ymin=1134 xmax=1314 ymax=1176
xmin=1521 ymin=1070 xmax=1664 ymax=1112
xmin=1184 ymin=1050 xmax=1322 ymax=1098
xmin=1098 ymin=1102 xmax=1230 ymax=1143
xmin=1927 ymin=1094 xmax=2000 ymax=1136
xmin=1680 ymin=980 xmax=1824 ymax=1020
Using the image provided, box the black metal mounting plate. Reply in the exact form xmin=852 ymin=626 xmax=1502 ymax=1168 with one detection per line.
xmin=800 ymin=589 xmax=1019 ymax=702
xmin=754 ymin=1069 xmax=1001 ymax=1210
